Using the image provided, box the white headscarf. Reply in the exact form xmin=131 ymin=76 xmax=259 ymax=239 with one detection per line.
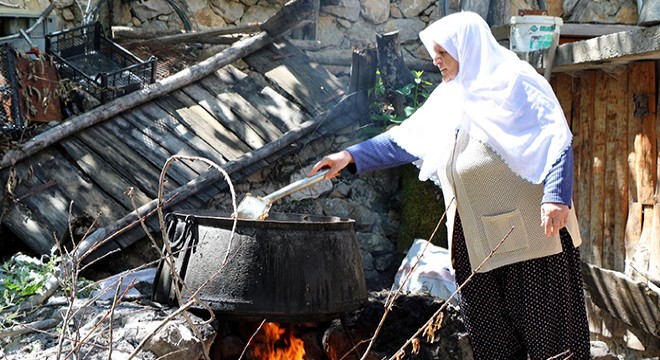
xmin=389 ymin=11 xmax=572 ymax=185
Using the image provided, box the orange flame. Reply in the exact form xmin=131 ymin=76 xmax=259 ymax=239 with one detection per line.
xmin=250 ymin=322 xmax=306 ymax=360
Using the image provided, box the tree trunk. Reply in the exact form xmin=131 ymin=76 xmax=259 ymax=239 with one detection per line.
xmin=376 ymin=31 xmax=414 ymax=119
xmin=349 ymin=46 xmax=377 ymax=125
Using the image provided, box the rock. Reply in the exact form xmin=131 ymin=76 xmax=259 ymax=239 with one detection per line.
xmin=2 ymin=303 xmax=217 ymax=360
xmin=361 ymin=0 xmax=390 ymax=25
xmin=357 ymin=232 xmax=395 ymax=253
xmin=400 ymin=0 xmax=434 ymax=18
xmin=194 ymin=8 xmax=228 ymax=29
xmin=316 ymin=15 xmax=349 ymax=48
xmin=564 ymin=0 xmax=638 ymax=24
xmin=187 ymin=0 xmax=209 ymax=13
xmin=377 ymin=18 xmax=427 ymax=44
xmin=211 ymin=0 xmax=245 ymax=23
xmin=61 ymin=8 xmax=75 ymax=21
xmin=590 ymin=341 xmax=618 ymax=360
xmin=132 ymin=0 xmax=176 ymax=21
xmin=321 ymin=0 xmax=361 ymax=22
xmin=240 ymin=4 xmax=276 ymax=24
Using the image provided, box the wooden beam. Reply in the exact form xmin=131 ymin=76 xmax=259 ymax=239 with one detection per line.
xmin=491 ymin=23 xmax=643 ymax=42
xmin=0 ymin=0 xmax=316 ymax=171
xmin=553 ymin=24 xmax=660 ymax=72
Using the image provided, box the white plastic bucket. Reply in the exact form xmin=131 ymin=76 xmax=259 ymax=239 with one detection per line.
xmin=509 ymin=15 xmax=563 ymax=53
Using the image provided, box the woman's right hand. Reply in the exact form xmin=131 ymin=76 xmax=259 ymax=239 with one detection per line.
xmin=308 ymin=150 xmax=354 ymax=179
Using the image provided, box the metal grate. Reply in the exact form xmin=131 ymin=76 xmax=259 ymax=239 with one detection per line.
xmin=0 ymin=44 xmax=23 ymax=132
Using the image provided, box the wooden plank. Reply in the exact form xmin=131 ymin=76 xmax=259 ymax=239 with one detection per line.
xmin=244 ymin=38 xmax=345 ymax=117
xmin=149 ymin=94 xmax=234 ymax=163
xmin=552 ymin=73 xmax=573 ymax=128
xmin=554 ymin=25 xmax=660 ymax=72
xmin=582 ymin=262 xmax=659 ymax=336
xmin=197 ymin=73 xmax=286 ymax=143
xmin=0 ymin=157 xmax=71 ymax=254
xmin=59 ymin=135 xmax=153 ymax=209
xmin=98 ymin=115 xmax=192 ymax=188
xmin=602 ymin=69 xmax=628 ymax=271
xmin=576 ymin=72 xmax=593 ymax=262
xmin=612 ymin=67 xmax=629 ymax=272
xmin=491 ymin=23 xmax=643 ymax=42
xmin=590 ymin=70 xmax=607 ymax=267
xmin=628 ymin=62 xmax=657 ymax=205
xmin=177 ymin=82 xmax=268 ymax=149
xmin=75 ymin=125 xmax=163 ymax=199
xmin=120 ymin=105 xmax=222 ymax=203
xmin=157 ymin=90 xmax=254 ymax=159
xmin=231 ymin=77 xmax=311 ymax=133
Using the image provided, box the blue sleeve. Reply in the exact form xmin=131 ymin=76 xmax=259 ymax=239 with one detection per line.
xmin=542 ymin=144 xmax=573 ymax=207
xmin=345 ymin=132 xmax=419 ymax=174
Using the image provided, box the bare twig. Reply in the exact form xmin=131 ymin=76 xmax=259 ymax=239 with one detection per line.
xmin=547 ymin=350 xmax=573 ymax=360
xmin=387 ymin=226 xmax=515 ymax=360
xmin=108 ymin=275 xmax=124 ymax=360
xmin=358 ymin=198 xmax=454 ymax=360
xmin=238 ymin=319 xmax=267 ymax=360
xmin=0 ymin=318 xmax=61 ymax=338
xmin=126 ymin=298 xmax=198 ymax=359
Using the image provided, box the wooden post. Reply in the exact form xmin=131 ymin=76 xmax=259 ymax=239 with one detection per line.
xmin=349 ymin=46 xmax=377 ymax=125
xmin=376 ymin=31 xmax=414 ymax=119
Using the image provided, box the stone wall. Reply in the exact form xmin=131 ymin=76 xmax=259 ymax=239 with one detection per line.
xmin=13 ymin=0 xmax=640 ymax=74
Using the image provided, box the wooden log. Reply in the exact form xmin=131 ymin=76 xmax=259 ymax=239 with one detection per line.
xmin=304 ymin=49 xmax=438 ymax=72
xmin=376 ymin=31 xmax=415 ymax=119
xmin=349 ymin=46 xmax=378 ymax=125
xmin=118 ymin=25 xmax=262 ymax=50
xmin=71 ymin=93 xmax=360 ymax=263
xmin=0 ymin=0 xmax=316 ymax=171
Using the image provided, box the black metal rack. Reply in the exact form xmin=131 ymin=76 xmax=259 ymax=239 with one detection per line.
xmin=46 ymin=22 xmax=157 ymax=103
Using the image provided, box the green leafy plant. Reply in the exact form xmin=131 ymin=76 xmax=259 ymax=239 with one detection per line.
xmin=369 ymin=70 xmax=434 ymax=125
xmin=0 ymin=253 xmax=59 ymax=316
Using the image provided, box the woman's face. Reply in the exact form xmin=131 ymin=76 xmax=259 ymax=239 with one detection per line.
xmin=432 ymin=42 xmax=459 ymax=82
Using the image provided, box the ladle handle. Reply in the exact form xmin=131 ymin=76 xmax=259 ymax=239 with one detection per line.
xmin=262 ymin=170 xmax=329 ymax=203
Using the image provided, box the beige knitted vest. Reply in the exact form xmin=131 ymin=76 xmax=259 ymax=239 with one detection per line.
xmin=440 ymin=130 xmax=582 ymax=272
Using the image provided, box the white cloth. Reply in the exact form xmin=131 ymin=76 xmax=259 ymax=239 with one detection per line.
xmin=389 ymin=11 xmax=572 ymax=185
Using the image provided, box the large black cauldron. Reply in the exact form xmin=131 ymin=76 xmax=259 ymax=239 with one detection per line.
xmin=152 ymin=210 xmax=367 ymax=322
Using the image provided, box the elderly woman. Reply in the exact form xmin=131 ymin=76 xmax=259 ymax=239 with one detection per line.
xmin=309 ymin=11 xmax=590 ymax=360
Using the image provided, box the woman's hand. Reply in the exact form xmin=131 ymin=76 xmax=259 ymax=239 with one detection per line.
xmin=308 ymin=150 xmax=354 ymax=179
xmin=540 ymin=202 xmax=569 ymax=237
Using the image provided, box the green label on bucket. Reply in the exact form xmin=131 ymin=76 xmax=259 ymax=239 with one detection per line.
xmin=529 ymin=34 xmax=554 ymax=50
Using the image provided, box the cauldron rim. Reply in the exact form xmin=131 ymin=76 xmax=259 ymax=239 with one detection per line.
xmin=167 ymin=209 xmax=355 ymax=227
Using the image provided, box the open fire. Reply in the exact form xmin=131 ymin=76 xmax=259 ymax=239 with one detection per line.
xmin=249 ymin=322 xmax=306 ymax=360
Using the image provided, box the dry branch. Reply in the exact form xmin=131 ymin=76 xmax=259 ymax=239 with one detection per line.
xmin=386 ymin=226 xmax=515 ymax=360
xmin=115 ymin=24 xmax=262 ymax=50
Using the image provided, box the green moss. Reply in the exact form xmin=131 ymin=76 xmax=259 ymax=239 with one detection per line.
xmin=398 ymin=163 xmax=448 ymax=253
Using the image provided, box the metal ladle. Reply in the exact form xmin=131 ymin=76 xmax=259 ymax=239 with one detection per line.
xmin=234 ymin=170 xmax=329 ymax=220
